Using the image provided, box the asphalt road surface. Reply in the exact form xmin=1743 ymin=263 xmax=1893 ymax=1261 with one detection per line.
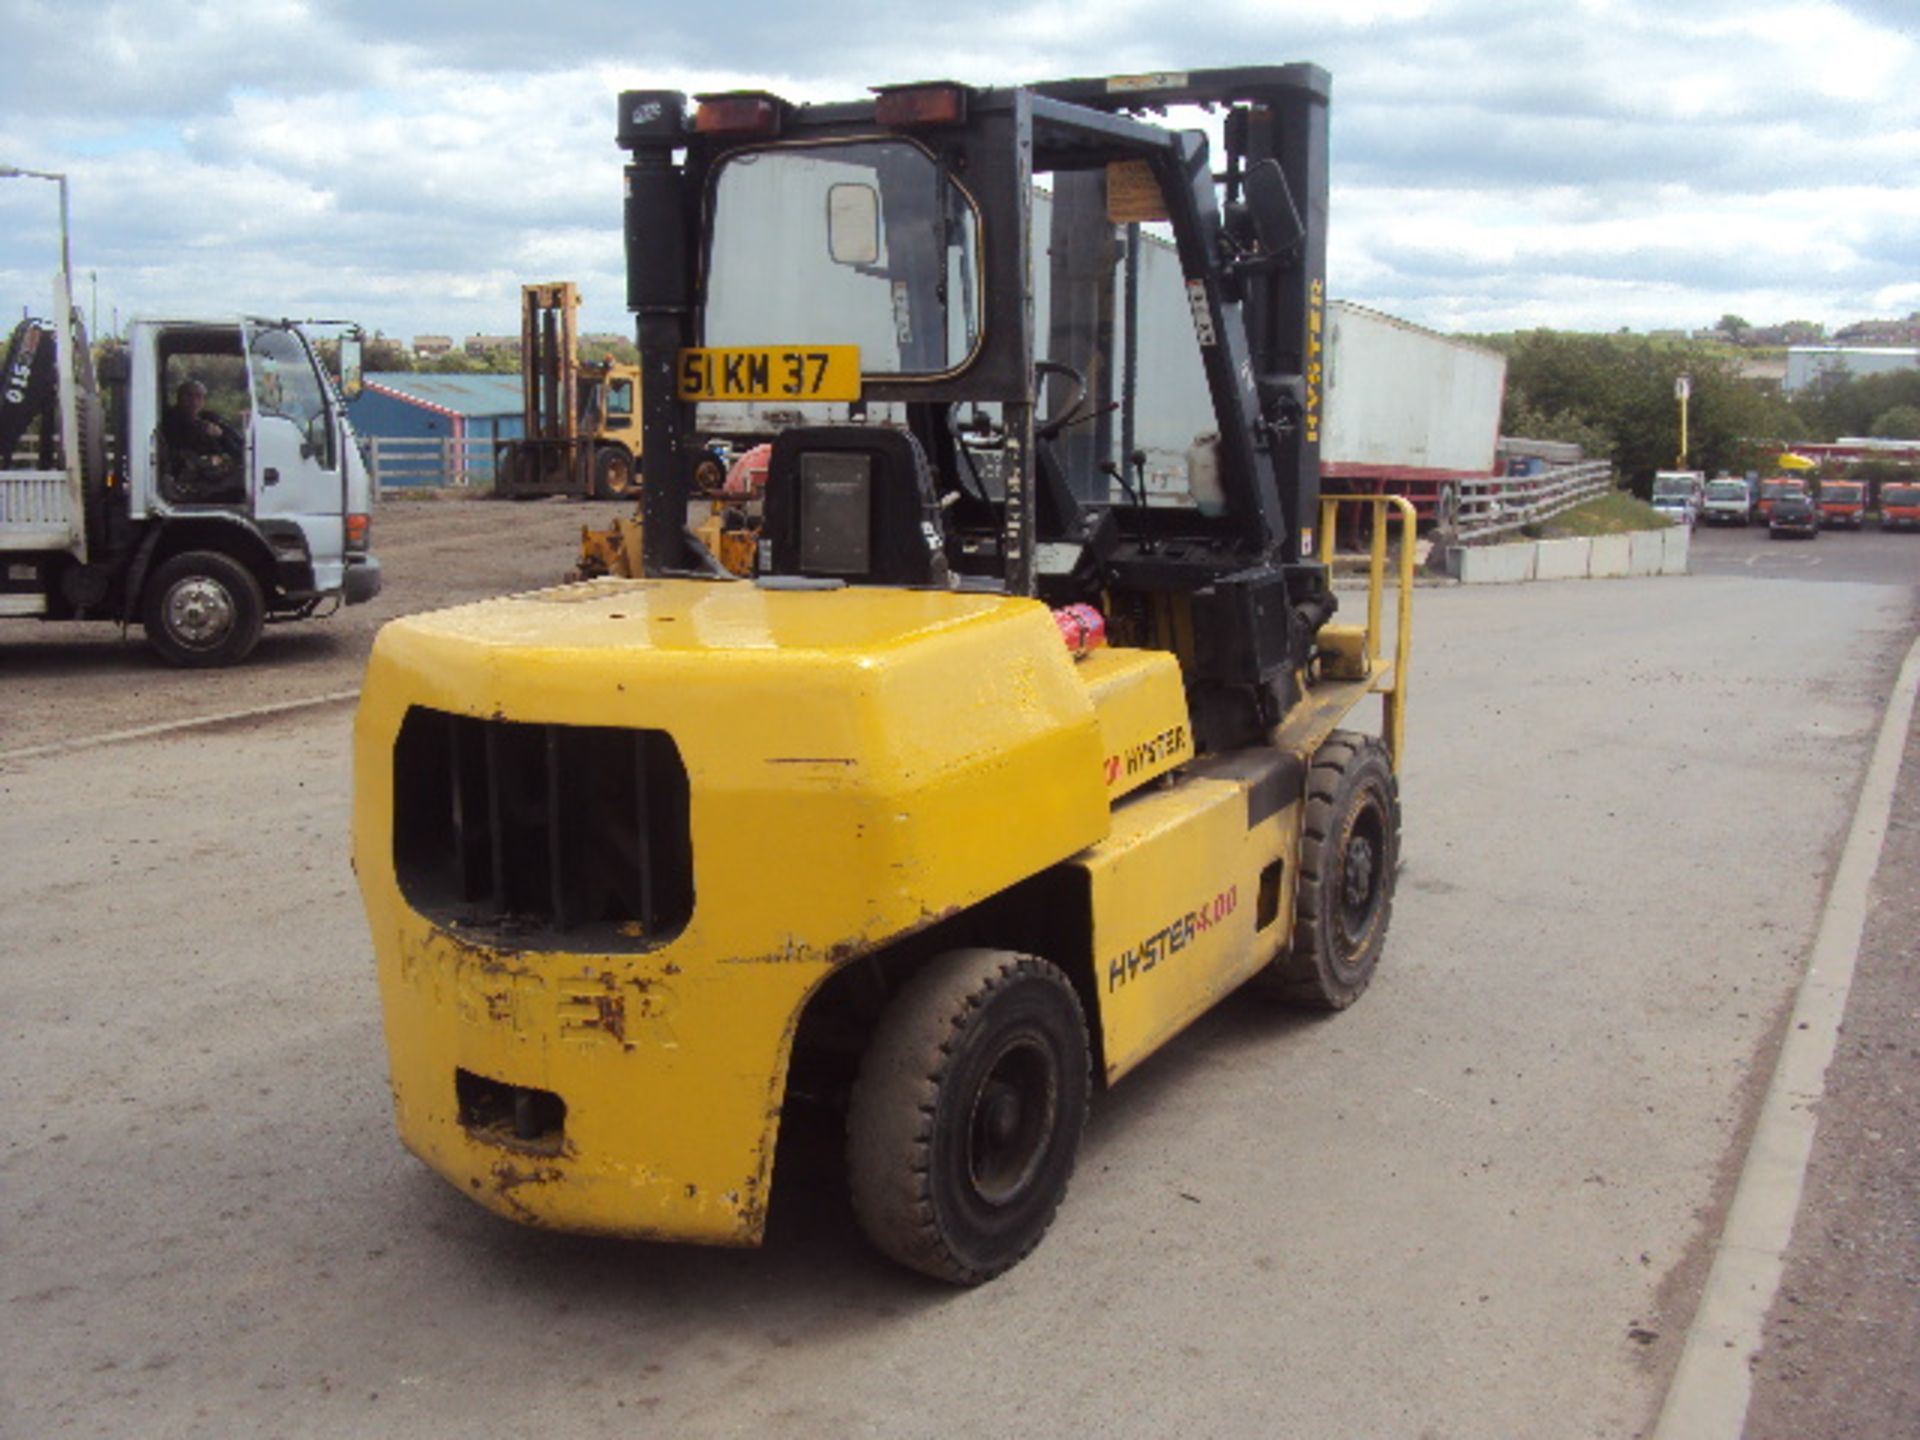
xmin=2 ymin=504 xmax=1915 ymax=1438
xmin=1689 ymin=516 xmax=1920 ymax=588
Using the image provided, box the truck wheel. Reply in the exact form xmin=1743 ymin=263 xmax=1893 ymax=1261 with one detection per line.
xmin=142 ymin=550 xmax=265 ymax=668
xmin=593 ymin=446 xmax=637 ymax=499
xmin=847 ymin=949 xmax=1090 ymax=1285
xmin=1266 ymin=730 xmax=1400 ymax=1010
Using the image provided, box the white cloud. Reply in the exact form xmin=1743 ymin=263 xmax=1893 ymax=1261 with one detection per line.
xmin=2 ymin=0 xmax=1916 ymax=340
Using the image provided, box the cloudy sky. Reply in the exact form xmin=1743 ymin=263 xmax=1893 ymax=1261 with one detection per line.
xmin=2 ymin=0 xmax=1914 ymax=345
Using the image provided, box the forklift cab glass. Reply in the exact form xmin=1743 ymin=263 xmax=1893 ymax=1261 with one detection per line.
xmin=606 ymin=378 xmax=634 ymax=416
xmin=826 ymin=183 xmax=881 ymax=266
xmin=704 ymin=141 xmax=982 ymax=376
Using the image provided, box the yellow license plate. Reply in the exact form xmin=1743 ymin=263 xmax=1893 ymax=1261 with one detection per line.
xmin=677 ymin=346 xmax=861 ymax=402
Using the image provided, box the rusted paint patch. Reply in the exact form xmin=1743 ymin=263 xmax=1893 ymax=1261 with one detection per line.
xmin=587 ymin=987 xmax=626 ymax=1042
xmin=489 ymin=1157 xmax=565 ymax=1222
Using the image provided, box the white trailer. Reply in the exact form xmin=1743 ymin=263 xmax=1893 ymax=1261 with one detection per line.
xmin=1319 ymin=301 xmax=1506 ymax=517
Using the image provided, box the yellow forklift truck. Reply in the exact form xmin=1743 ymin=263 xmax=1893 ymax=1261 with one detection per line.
xmin=354 ymin=65 xmax=1414 ymax=1284
xmin=494 ymin=282 xmax=643 ymax=499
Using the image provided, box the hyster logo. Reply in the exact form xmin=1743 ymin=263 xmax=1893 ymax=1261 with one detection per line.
xmin=1103 ymin=724 xmax=1188 ymax=786
xmin=1107 ymin=886 xmax=1238 ymax=991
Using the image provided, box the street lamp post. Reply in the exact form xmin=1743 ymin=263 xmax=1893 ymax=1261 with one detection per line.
xmin=0 ymin=164 xmax=73 ymax=295
xmin=1674 ymin=373 xmax=1692 ymax=469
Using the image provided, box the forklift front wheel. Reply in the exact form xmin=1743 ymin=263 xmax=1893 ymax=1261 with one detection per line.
xmin=142 ymin=549 xmax=265 ymax=668
xmin=593 ymin=447 xmax=637 ymax=499
xmin=1266 ymin=731 xmax=1400 ymax=1010
xmin=847 ymin=949 xmax=1090 ymax=1285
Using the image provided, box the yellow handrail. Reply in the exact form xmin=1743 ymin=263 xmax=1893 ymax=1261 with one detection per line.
xmin=1317 ymin=493 xmax=1416 ymax=770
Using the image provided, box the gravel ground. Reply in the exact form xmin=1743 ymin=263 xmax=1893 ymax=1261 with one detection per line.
xmin=0 ymin=494 xmax=600 ymax=753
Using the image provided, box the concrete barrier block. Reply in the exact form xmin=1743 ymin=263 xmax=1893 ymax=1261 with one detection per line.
xmin=1534 ymin=537 xmax=1593 ymax=580
xmin=1661 ymin=524 xmax=1691 ymax=575
xmin=1453 ymin=542 xmax=1537 ymax=584
xmin=1628 ymin=529 xmax=1664 ymax=576
xmin=1589 ymin=533 xmax=1632 ymax=577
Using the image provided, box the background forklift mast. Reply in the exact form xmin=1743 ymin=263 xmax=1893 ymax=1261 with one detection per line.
xmin=494 ymin=282 xmax=643 ymax=499
xmin=616 ymin=66 xmax=1334 ymax=751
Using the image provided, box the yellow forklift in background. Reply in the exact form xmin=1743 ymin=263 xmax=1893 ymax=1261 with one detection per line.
xmin=354 ymin=65 xmax=1414 ymax=1284
xmin=494 ymin=281 xmax=643 ymax=499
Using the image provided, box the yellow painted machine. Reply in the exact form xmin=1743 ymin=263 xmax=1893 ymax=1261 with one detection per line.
xmin=355 ymin=66 xmax=1413 ymax=1284
xmin=495 ymin=282 xmax=643 ymax=499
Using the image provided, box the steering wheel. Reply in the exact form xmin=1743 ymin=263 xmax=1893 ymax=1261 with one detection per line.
xmin=1034 ymin=359 xmax=1088 ymax=441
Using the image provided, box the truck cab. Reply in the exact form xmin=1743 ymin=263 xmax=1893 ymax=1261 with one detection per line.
xmin=1815 ymin=478 xmax=1865 ymax=529
xmin=1700 ymin=476 xmax=1751 ymax=526
xmin=1 ymin=283 xmax=381 ymax=665
xmin=1651 ymin=470 xmax=1704 ymax=527
xmin=1880 ymin=482 xmax=1920 ymax=531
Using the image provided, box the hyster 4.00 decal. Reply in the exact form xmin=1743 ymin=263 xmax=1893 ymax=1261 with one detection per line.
xmin=1106 ymin=886 xmax=1238 ymax=991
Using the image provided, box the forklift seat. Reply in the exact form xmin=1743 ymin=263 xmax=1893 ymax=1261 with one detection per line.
xmin=761 ymin=426 xmax=951 ymax=588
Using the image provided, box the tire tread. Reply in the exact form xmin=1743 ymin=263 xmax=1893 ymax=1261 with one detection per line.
xmin=847 ymin=949 xmax=1087 ymax=1285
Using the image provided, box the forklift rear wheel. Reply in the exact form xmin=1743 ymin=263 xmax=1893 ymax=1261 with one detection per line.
xmin=847 ymin=949 xmax=1090 ymax=1285
xmin=143 ymin=550 xmax=265 ymax=668
xmin=594 ymin=447 xmax=637 ymax=499
xmin=1266 ymin=730 xmax=1399 ymax=1010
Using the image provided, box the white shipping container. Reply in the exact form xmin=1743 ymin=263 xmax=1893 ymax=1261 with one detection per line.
xmin=1321 ymin=301 xmax=1505 ymax=481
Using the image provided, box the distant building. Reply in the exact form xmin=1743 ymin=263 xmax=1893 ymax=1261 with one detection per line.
xmin=464 ymin=334 xmax=520 ymax=357
xmin=411 ymin=334 xmax=453 ymax=357
xmin=1783 ymin=346 xmax=1920 ymax=394
xmin=1833 ymin=316 xmax=1920 ymax=347
xmin=348 ymin=372 xmax=524 ymax=488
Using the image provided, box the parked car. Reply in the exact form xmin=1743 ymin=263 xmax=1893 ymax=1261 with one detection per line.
xmin=1769 ymin=492 xmax=1819 ymax=539
xmin=1701 ymin=477 xmax=1752 ymax=526
xmin=1881 ymin=483 xmax=1920 ymax=531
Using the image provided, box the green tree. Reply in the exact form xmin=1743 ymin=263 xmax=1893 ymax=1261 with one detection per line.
xmin=1868 ymin=403 xmax=1920 ymax=439
xmin=1500 ymin=395 xmax=1615 ymax=459
xmin=1794 ymin=369 xmax=1920 ymax=439
xmin=363 ymin=332 xmax=414 ymax=373
xmin=580 ymin=336 xmax=638 ymax=365
xmin=1491 ymin=330 xmax=1803 ymax=491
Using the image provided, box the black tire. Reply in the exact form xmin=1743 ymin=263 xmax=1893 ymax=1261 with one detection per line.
xmin=142 ymin=550 xmax=265 ymax=668
xmin=847 ymin=949 xmax=1090 ymax=1285
xmin=593 ymin=446 xmax=637 ymax=499
xmin=1266 ymin=730 xmax=1401 ymax=1010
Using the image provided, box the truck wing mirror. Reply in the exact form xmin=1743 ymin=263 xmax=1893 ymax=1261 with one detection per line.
xmin=1244 ymin=159 xmax=1304 ymax=258
xmin=827 ymin=183 xmax=881 ymax=267
xmin=339 ymin=331 xmax=364 ymax=400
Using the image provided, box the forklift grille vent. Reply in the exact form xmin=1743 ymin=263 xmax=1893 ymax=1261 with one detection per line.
xmin=392 ymin=708 xmax=693 ymax=949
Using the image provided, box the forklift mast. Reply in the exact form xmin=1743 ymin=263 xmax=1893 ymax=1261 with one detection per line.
xmin=616 ymin=66 xmax=1334 ymax=744
xmin=521 ymin=282 xmax=582 ymax=449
